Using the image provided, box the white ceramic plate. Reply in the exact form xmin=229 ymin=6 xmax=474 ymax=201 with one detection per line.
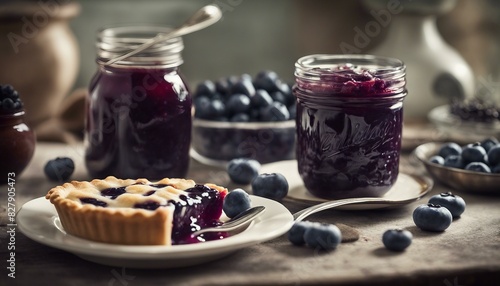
xmin=261 ymin=160 xmax=432 ymax=210
xmin=17 ymin=196 xmax=293 ymax=269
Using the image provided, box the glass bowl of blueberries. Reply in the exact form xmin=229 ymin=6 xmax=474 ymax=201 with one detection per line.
xmin=413 ymin=137 xmax=500 ymax=194
xmin=191 ymin=71 xmax=296 ymax=166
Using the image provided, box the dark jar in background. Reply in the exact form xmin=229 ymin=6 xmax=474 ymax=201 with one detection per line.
xmin=0 ymin=110 xmax=36 ymax=179
xmin=85 ymin=26 xmax=192 ymax=179
xmin=293 ymin=54 xmax=407 ymax=199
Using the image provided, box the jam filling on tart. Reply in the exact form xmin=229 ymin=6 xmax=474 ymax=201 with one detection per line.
xmin=79 ymin=183 xmax=227 ymax=244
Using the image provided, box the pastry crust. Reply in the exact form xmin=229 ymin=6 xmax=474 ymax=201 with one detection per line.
xmin=46 ymin=176 xmax=227 ymax=245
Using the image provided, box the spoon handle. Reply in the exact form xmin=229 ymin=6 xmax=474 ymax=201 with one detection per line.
xmin=293 ymin=197 xmax=393 ymax=222
xmin=192 ymin=206 xmax=266 ymax=236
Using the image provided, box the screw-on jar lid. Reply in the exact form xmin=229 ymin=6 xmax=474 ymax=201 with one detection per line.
xmin=96 ymin=26 xmax=184 ymax=68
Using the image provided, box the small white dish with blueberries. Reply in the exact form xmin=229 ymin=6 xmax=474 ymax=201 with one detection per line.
xmin=413 ymin=137 xmax=500 ymax=193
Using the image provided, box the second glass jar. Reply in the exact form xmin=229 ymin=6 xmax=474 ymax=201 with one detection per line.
xmin=85 ymin=26 xmax=192 ymax=179
xmin=293 ymin=54 xmax=407 ymax=199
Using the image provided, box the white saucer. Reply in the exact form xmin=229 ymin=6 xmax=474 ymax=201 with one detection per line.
xmin=17 ymin=196 xmax=293 ymax=268
xmin=261 ymin=160 xmax=432 ymax=210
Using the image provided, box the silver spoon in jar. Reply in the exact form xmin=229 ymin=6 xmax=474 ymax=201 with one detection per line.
xmin=192 ymin=206 xmax=266 ymax=236
xmin=105 ymin=4 xmax=222 ymax=66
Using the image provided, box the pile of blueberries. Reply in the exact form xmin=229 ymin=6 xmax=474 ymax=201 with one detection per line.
xmin=450 ymin=98 xmax=500 ymax=123
xmin=0 ymin=84 xmax=24 ymax=113
xmin=429 ymin=137 xmax=500 ymax=173
xmin=193 ymin=71 xmax=295 ymax=122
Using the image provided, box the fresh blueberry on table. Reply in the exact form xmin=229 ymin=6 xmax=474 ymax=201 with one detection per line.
xmin=223 ymin=188 xmax=252 ymax=218
xmin=428 ymin=192 xmax=466 ymax=218
xmin=429 ymin=155 xmax=445 ymax=165
xmin=44 ymin=157 xmax=75 ymax=182
xmin=288 ymin=221 xmax=312 ymax=246
xmin=437 ymin=142 xmax=462 ymax=158
xmin=461 ymin=143 xmax=488 ymax=164
xmin=487 ymin=144 xmax=500 ymax=166
xmin=252 ymin=173 xmax=288 ymax=201
xmin=413 ymin=203 xmax=453 ymax=232
xmin=382 ymin=229 xmax=413 ymax=252
xmin=443 ymin=155 xmax=465 ymax=169
xmin=303 ymin=223 xmax=342 ymax=250
xmin=227 ymin=158 xmax=261 ymax=185
xmin=464 ymin=162 xmax=491 ymax=173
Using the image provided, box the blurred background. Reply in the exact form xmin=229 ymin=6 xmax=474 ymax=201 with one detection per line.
xmin=1 ymin=0 xmax=499 ymax=140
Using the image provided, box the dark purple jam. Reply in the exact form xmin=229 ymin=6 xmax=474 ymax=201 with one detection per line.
xmin=85 ymin=67 xmax=192 ymax=180
xmin=294 ymin=59 xmax=406 ymax=199
xmin=79 ymin=183 xmax=227 ymax=244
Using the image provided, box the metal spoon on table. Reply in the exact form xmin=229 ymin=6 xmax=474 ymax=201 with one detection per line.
xmin=105 ymin=4 xmax=222 ymax=66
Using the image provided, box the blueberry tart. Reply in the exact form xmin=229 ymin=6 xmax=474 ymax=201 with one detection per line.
xmin=46 ymin=176 xmax=228 ymax=245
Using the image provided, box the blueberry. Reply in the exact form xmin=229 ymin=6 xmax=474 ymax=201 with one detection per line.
xmin=277 ymin=83 xmax=294 ymax=106
xmin=487 ymin=144 xmax=500 ymax=166
xmin=250 ymin=89 xmax=273 ymax=108
xmin=215 ymin=77 xmax=231 ymax=95
xmin=270 ymin=91 xmax=287 ymax=105
xmin=194 ymin=80 xmax=216 ymax=97
xmin=227 ymin=158 xmax=261 ymax=185
xmin=223 ymin=188 xmax=252 ymax=218
xmin=260 ymin=102 xmax=290 ymax=121
xmin=428 ymin=192 xmax=466 ymax=218
xmin=230 ymin=113 xmax=250 ymax=122
xmin=303 ymin=223 xmax=342 ymax=250
xmin=443 ymin=155 xmax=465 ymax=169
xmin=382 ymin=229 xmax=412 ymax=252
xmin=464 ymin=162 xmax=491 ymax=173
xmin=438 ymin=142 xmax=462 ymax=158
xmin=253 ymin=70 xmax=280 ymax=93
xmin=429 ymin=155 xmax=445 ymax=165
xmin=492 ymin=164 xmax=500 ymax=173
xmin=461 ymin=143 xmax=488 ymax=164
xmin=287 ymin=221 xmax=312 ymax=246
xmin=225 ymin=93 xmax=251 ymax=115
xmin=44 ymin=157 xmax=75 ymax=182
xmin=251 ymin=173 xmax=288 ymax=201
xmin=231 ymin=79 xmax=256 ymax=97
xmin=413 ymin=203 xmax=453 ymax=232
xmin=480 ymin=137 xmax=499 ymax=153
xmin=288 ymin=104 xmax=296 ymax=120
xmin=1 ymin=84 xmax=15 ymax=96
xmin=194 ymin=97 xmax=225 ymax=119
xmin=2 ymin=98 xmax=15 ymax=110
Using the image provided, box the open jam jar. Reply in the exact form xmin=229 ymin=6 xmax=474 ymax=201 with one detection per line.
xmin=85 ymin=26 xmax=192 ymax=179
xmin=293 ymin=54 xmax=406 ymax=199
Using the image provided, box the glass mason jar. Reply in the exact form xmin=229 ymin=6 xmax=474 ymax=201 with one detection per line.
xmin=85 ymin=26 xmax=192 ymax=179
xmin=293 ymin=54 xmax=407 ymax=199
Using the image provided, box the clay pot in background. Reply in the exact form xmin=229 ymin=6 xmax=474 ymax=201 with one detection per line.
xmin=0 ymin=1 xmax=81 ymax=141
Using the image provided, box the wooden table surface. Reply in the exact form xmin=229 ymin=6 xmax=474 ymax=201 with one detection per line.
xmin=1 ymin=142 xmax=499 ymax=286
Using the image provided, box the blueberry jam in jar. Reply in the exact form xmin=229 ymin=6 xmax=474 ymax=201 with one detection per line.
xmin=85 ymin=27 xmax=191 ymax=179
xmin=293 ymin=55 xmax=406 ymax=199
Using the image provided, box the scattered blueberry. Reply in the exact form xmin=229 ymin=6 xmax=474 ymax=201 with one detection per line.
xmin=465 ymin=162 xmax=491 ymax=173
xmin=428 ymin=192 xmax=466 ymax=218
xmin=222 ymin=188 xmax=252 ymax=218
xmin=303 ymin=223 xmax=342 ymax=250
xmin=413 ymin=203 xmax=453 ymax=232
xmin=437 ymin=142 xmax=462 ymax=158
xmin=287 ymin=221 xmax=312 ymax=246
xmin=461 ymin=143 xmax=488 ymax=164
xmin=252 ymin=173 xmax=288 ymax=201
xmin=227 ymin=158 xmax=261 ymax=185
xmin=429 ymin=155 xmax=445 ymax=165
xmin=382 ymin=229 xmax=413 ymax=252
xmin=44 ymin=157 xmax=75 ymax=182
xmin=487 ymin=144 xmax=500 ymax=166
xmin=443 ymin=155 xmax=465 ymax=169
